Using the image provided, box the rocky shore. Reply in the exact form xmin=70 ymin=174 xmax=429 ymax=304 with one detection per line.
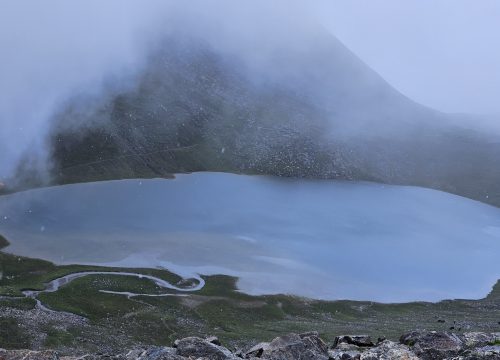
xmin=1 ymin=331 xmax=499 ymax=360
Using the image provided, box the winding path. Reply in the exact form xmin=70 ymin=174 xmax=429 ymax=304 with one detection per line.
xmin=21 ymin=271 xmax=205 ymax=312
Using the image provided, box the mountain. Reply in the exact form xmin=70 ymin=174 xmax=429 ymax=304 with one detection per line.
xmin=32 ymin=30 xmax=500 ymax=206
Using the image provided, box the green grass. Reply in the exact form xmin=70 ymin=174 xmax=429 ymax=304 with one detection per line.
xmin=43 ymin=327 xmax=74 ymax=348
xmin=0 ymin=252 xmax=57 ymax=295
xmin=0 ymin=297 xmax=36 ymax=310
xmin=197 ymin=275 xmax=253 ymax=301
xmin=0 ymin=317 xmax=30 ymax=349
xmin=38 ymin=275 xmax=155 ymax=320
xmin=1 ymin=244 xmax=500 ymax=352
xmin=0 ymin=250 xmax=183 ymax=297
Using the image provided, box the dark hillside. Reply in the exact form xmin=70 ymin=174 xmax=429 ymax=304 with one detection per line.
xmin=38 ymin=33 xmax=500 ymax=206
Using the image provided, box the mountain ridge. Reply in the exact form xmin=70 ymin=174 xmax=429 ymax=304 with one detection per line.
xmin=9 ymin=30 xmax=500 ymax=207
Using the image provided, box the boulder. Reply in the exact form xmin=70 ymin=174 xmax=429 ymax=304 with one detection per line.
xmin=333 ymin=336 xmax=375 ymax=348
xmin=447 ymin=345 xmax=500 ymax=359
xmin=244 ymin=343 xmax=271 ymax=358
xmin=466 ymin=345 xmax=500 ymax=359
xmin=4 ymin=330 xmax=500 ymax=360
xmin=328 ymin=343 xmax=362 ymax=359
xmin=255 ymin=333 xmax=329 ymax=360
xmin=124 ymin=347 xmax=183 ymax=360
xmin=206 ymin=336 xmax=223 ymax=346
xmin=175 ymin=337 xmax=236 ymax=359
xmin=461 ymin=332 xmax=500 ymax=348
xmin=400 ymin=331 xmax=463 ymax=359
xmin=298 ymin=331 xmax=319 ymax=339
xmin=359 ymin=340 xmax=419 ymax=360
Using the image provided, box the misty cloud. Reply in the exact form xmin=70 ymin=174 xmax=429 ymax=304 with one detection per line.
xmin=0 ymin=0 xmax=171 ymax=180
xmin=319 ymin=0 xmax=500 ymax=115
xmin=1 ymin=0 xmax=499 ymax=184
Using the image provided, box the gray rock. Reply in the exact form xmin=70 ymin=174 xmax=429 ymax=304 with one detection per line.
xmin=257 ymin=333 xmax=329 ymax=360
xmin=206 ymin=336 xmax=222 ymax=346
xmin=175 ymin=336 xmax=236 ymax=360
xmin=400 ymin=331 xmax=463 ymax=359
xmin=244 ymin=342 xmax=270 ymax=358
xmin=461 ymin=333 xmax=500 ymax=348
xmin=124 ymin=347 xmax=183 ymax=360
xmin=446 ymin=345 xmax=500 ymax=359
xmin=4 ymin=330 xmax=500 ymax=360
xmin=468 ymin=345 xmax=500 ymax=359
xmin=0 ymin=349 xmax=60 ymax=360
xmin=298 ymin=331 xmax=319 ymax=339
xmin=62 ymin=353 xmax=133 ymax=360
xmin=328 ymin=343 xmax=362 ymax=359
xmin=360 ymin=340 xmax=419 ymax=360
xmin=333 ymin=336 xmax=375 ymax=348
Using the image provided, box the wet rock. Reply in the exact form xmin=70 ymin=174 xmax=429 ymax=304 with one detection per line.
xmin=0 ymin=349 xmax=59 ymax=360
xmin=400 ymin=331 xmax=463 ymax=359
xmin=175 ymin=336 xmax=236 ymax=359
xmin=333 ymin=335 xmax=375 ymax=348
xmin=255 ymin=333 xmax=329 ymax=359
xmin=359 ymin=340 xmax=419 ymax=360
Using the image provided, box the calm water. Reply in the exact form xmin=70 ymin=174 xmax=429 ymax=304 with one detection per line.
xmin=1 ymin=172 xmax=500 ymax=302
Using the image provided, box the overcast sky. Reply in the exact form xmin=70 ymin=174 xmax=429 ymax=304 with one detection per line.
xmin=321 ymin=0 xmax=500 ymax=115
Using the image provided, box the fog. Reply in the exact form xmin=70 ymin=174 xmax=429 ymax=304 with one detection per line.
xmin=1 ymin=0 xmax=499 ymax=182
xmin=0 ymin=0 xmax=170 ymax=180
xmin=319 ymin=0 xmax=500 ymax=115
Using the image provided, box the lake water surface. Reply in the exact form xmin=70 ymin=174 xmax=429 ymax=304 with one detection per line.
xmin=1 ymin=172 xmax=500 ymax=302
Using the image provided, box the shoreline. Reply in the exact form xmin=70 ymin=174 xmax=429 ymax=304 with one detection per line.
xmin=1 ymin=246 xmax=500 ymax=352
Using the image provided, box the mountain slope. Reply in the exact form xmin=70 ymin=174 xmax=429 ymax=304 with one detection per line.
xmin=43 ymin=31 xmax=500 ymax=206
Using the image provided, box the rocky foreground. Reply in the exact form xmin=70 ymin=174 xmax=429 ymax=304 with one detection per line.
xmin=1 ymin=331 xmax=499 ymax=360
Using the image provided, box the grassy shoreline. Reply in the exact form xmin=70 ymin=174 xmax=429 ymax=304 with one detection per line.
xmin=0 ymin=251 xmax=184 ymax=297
xmin=1 ymin=234 xmax=500 ymax=353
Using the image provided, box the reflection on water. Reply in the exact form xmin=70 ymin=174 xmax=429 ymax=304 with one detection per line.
xmin=1 ymin=172 xmax=500 ymax=302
